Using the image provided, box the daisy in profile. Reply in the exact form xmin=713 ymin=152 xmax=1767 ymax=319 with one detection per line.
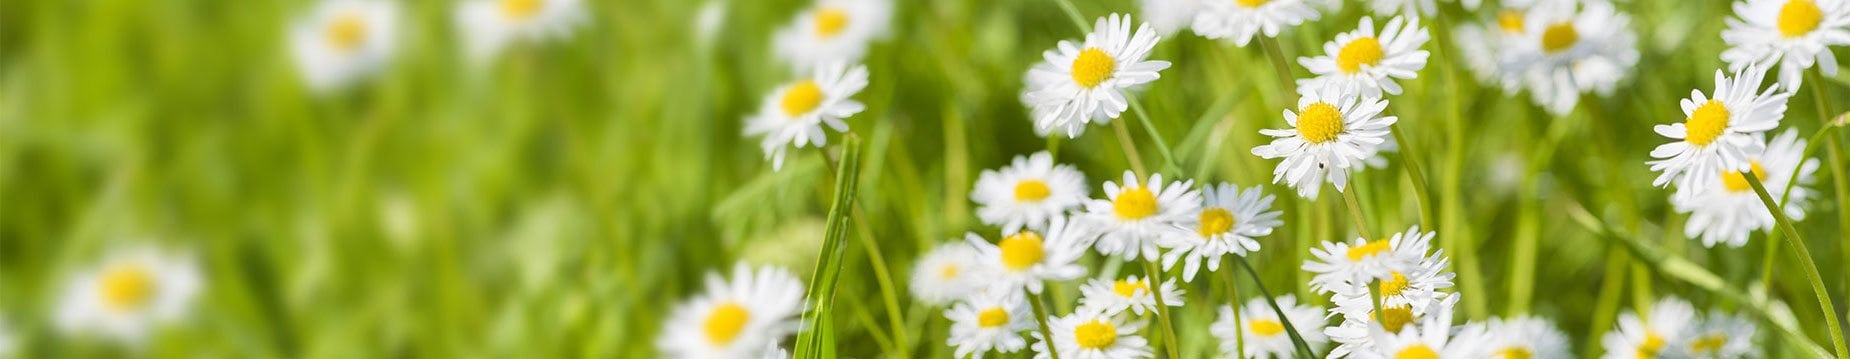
xmin=1328 ymin=251 xmax=1453 ymax=316
xmin=453 ymin=0 xmax=586 ymax=62
xmin=1303 ymin=225 xmax=1435 ymax=296
xmin=658 ymin=264 xmax=805 ymax=358
xmin=910 ymin=241 xmax=985 ymax=305
xmin=1500 ymin=0 xmax=1639 ymax=116
xmin=1672 ymin=311 xmax=1756 ymax=358
xmin=1477 ymin=315 xmax=1571 ymax=359
xmin=288 ymin=0 xmax=397 ymax=92
xmin=772 ymin=0 xmax=893 ymax=72
xmin=1648 ymin=66 xmax=1792 ymax=196
xmin=1297 ymin=16 xmax=1430 ymax=98
xmin=1600 ymin=297 xmax=1696 ymax=359
xmin=1023 ymin=13 xmax=1172 ymax=138
xmin=966 ymin=217 xmax=1091 ymax=296
xmin=1326 ymin=295 xmax=1456 ymax=358
xmin=1140 ymin=0 xmax=1200 ymax=36
xmin=1031 ymin=308 xmax=1153 ymax=359
xmin=1191 ymin=0 xmax=1319 ymax=46
xmin=946 ymin=290 xmax=1036 ymax=357
xmin=54 ymin=246 xmax=203 ymax=344
xmin=1079 ymin=171 xmax=1201 ymax=261
xmin=1253 ymin=83 xmax=1396 ymax=200
xmin=1158 ymin=183 xmax=1282 ymax=281
xmin=1722 ymin=0 xmax=1850 ymax=89
xmin=743 ymin=62 xmax=869 ymax=170
xmin=1212 ymin=295 xmax=1329 ymax=358
xmin=1078 ymin=275 xmax=1185 ymax=316
xmin=1360 ymin=294 xmax=1485 ymax=359
xmin=1675 ymin=129 xmax=1818 ymax=247
xmin=972 ymin=151 xmax=1089 ymax=233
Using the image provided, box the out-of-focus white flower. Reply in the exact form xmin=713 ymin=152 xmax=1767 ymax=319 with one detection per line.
xmin=657 ymin=264 xmax=805 ymax=358
xmin=55 ymin=246 xmax=204 ymax=345
xmin=772 ymin=0 xmax=893 ymax=72
xmin=454 ymin=0 xmax=587 ymax=63
xmin=289 ymin=0 xmax=398 ymax=92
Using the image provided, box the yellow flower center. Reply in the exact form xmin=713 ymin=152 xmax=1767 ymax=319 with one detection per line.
xmin=1721 ymin=161 xmax=1769 ymax=193
xmin=1637 ymin=332 xmax=1667 ymax=357
xmin=999 ymin=231 xmax=1046 ymax=271
xmin=1498 ymin=10 xmax=1526 ymax=33
xmin=780 ymin=80 xmax=825 ymax=117
xmin=1197 ymin=207 xmax=1236 ymax=237
xmin=1070 ymin=48 xmax=1117 ymax=88
xmin=1336 ymin=37 xmax=1385 ymax=74
xmin=1684 ymin=99 xmax=1730 ymax=146
xmin=1015 ymin=180 xmax=1052 ymax=202
xmin=939 ymin=264 xmax=960 ymax=279
xmin=1779 ymin=0 xmax=1825 ymax=38
xmin=500 ymin=0 xmax=543 ymax=21
xmin=100 ymin=265 xmax=157 ymax=312
xmin=1346 ymin=239 xmax=1391 ymax=261
xmin=1498 ymin=347 xmax=1534 ymax=359
xmin=1687 ymin=334 xmax=1727 ymax=355
xmin=978 ymin=307 xmax=1010 ymax=328
xmin=1297 ymin=102 xmax=1345 ymax=144
xmin=1394 ymin=345 xmax=1440 ymax=359
xmin=814 ymin=7 xmax=850 ymax=39
xmin=1374 ymin=305 xmax=1415 ymax=333
xmin=324 ymin=12 xmax=368 ymax=54
xmin=1113 ymin=186 xmax=1159 ymax=220
xmin=1111 ymin=279 xmax=1149 ymax=297
xmin=1074 ymin=320 xmax=1118 ymax=349
xmin=1249 ymin=319 xmax=1285 ymax=336
xmin=1541 ymin=22 xmax=1578 ymax=53
xmin=1378 ymin=272 xmax=1410 ymax=297
xmin=1237 ymin=0 xmax=1269 ymax=8
xmin=703 ymin=302 xmax=751 ymax=345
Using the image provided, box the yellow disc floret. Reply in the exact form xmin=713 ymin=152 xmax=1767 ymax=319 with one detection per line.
xmin=780 ymin=80 xmax=825 ymax=117
xmin=1684 ymin=99 xmax=1730 ymax=146
xmin=500 ymin=0 xmax=543 ymax=21
xmin=1499 ymin=10 xmax=1526 ymax=33
xmin=1197 ymin=207 xmax=1236 ymax=237
xmin=1379 ymin=272 xmax=1410 ymax=297
xmin=1112 ymin=279 xmax=1149 ymax=297
xmin=1015 ymin=180 xmax=1052 ymax=202
xmin=1297 ymin=102 xmax=1345 ymax=144
xmin=1346 ymin=239 xmax=1391 ymax=261
xmin=1498 ymin=347 xmax=1534 ymax=359
xmin=325 ymin=12 xmax=368 ymax=54
xmin=1721 ymin=161 xmax=1769 ymax=193
xmin=1113 ymin=186 xmax=1159 ymax=220
xmin=814 ymin=7 xmax=850 ymax=39
xmin=1249 ymin=319 xmax=1285 ymax=336
xmin=978 ymin=307 xmax=1010 ymax=328
xmin=1375 ymin=305 xmax=1415 ymax=333
xmin=100 ymin=265 xmax=157 ymax=312
xmin=1541 ymin=22 xmax=1578 ymax=53
xmin=703 ymin=302 xmax=751 ymax=345
xmin=1336 ymin=37 xmax=1385 ymax=74
xmin=1074 ymin=320 xmax=1118 ymax=349
xmin=1779 ymin=0 xmax=1825 ymax=38
xmin=999 ymin=231 xmax=1046 ymax=271
xmin=1237 ymin=0 xmax=1270 ymax=8
xmin=1394 ymin=345 xmax=1440 ymax=359
xmin=1070 ymin=48 xmax=1117 ymax=88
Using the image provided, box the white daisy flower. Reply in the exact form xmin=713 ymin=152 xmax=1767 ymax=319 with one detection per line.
xmin=288 ymin=0 xmax=397 ymax=92
xmin=1365 ymin=0 xmax=1439 ymax=16
xmin=973 ymin=151 xmax=1090 ymax=233
xmin=1722 ymin=0 xmax=1850 ymax=90
xmin=946 ymin=290 xmax=1037 ymax=357
xmin=909 ymin=241 xmax=986 ymax=305
xmin=1455 ymin=6 xmax=1541 ymax=89
xmin=1477 ymin=315 xmax=1572 ymax=359
xmin=1140 ymin=0 xmax=1201 ymax=36
xmin=1672 ymin=310 xmax=1757 ymax=358
xmin=1077 ymin=275 xmax=1185 ymax=316
xmin=54 ymin=247 xmax=203 ymax=345
xmin=1080 ymin=171 xmax=1202 ymax=261
xmin=1304 ymin=225 xmax=1435 ymax=296
xmin=743 ymin=62 xmax=869 ymax=170
xmin=1297 ymin=16 xmax=1431 ymax=98
xmin=1252 ymin=83 xmax=1397 ymax=200
xmin=1325 ymin=295 xmax=1455 ymax=358
xmin=657 ymin=264 xmax=805 ymax=358
xmin=1031 ymin=308 xmax=1154 ymax=359
xmin=1191 ymin=0 xmax=1320 ymax=47
xmin=1023 ymin=13 xmax=1172 ymax=138
xmin=1212 ymin=295 xmax=1329 ymax=358
xmin=453 ymin=0 xmax=587 ymax=62
xmin=1600 ymin=297 xmax=1697 ymax=359
xmin=1328 ymin=251 xmax=1454 ymax=316
xmin=1158 ymin=183 xmax=1283 ymax=281
xmin=1357 ymin=296 xmax=1485 ymax=359
xmin=966 ymin=217 xmax=1092 ymax=297
xmin=1647 ymin=65 xmax=1793 ymax=197
xmin=1499 ymin=0 xmax=1639 ymax=116
xmin=1674 ymin=128 xmax=1819 ymax=247
xmin=772 ymin=0 xmax=893 ymax=72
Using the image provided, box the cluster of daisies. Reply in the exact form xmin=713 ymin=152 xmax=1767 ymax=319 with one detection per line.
xmin=1 ymin=246 xmax=207 ymax=351
xmin=287 ymin=0 xmax=588 ymax=92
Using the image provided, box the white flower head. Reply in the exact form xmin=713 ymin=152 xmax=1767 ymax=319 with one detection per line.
xmin=909 ymin=241 xmax=986 ymax=305
xmin=1722 ymin=0 xmax=1850 ymax=90
xmin=973 ymin=151 xmax=1090 ymax=233
xmin=1600 ymin=297 xmax=1697 ymax=359
xmin=1253 ymin=83 xmax=1397 ymax=200
xmin=1024 ymin=13 xmax=1172 ymax=138
xmin=55 ymin=246 xmax=204 ymax=345
xmin=1031 ymin=308 xmax=1154 ymax=359
xmin=773 ymin=0 xmax=893 ymax=72
xmin=1326 ymin=295 xmax=1459 ymax=359
xmin=1358 ymin=295 xmax=1485 ymax=359
xmin=454 ymin=0 xmax=587 ymax=63
xmin=1328 ymin=252 xmax=1454 ymax=316
xmin=744 ymin=62 xmax=869 ymax=170
xmin=658 ymin=264 xmax=806 ymax=358
xmin=1304 ymin=225 xmax=1435 ymax=296
xmin=1191 ymin=0 xmax=1320 ymax=46
xmin=1674 ymin=128 xmax=1818 ymax=247
xmin=1298 ymin=16 xmax=1431 ymax=98
xmin=1455 ymin=3 xmax=1555 ymax=89
xmin=1080 ymin=171 xmax=1202 ymax=261
xmin=1158 ymin=183 xmax=1283 ymax=281
xmin=1477 ymin=315 xmax=1572 ymax=359
xmin=1078 ymin=274 xmax=1185 ymax=316
xmin=1648 ymin=65 xmax=1793 ymax=197
xmin=946 ymin=290 xmax=1036 ymax=357
xmin=289 ymin=0 xmax=398 ymax=92
xmin=1212 ymin=295 xmax=1329 ymax=358
xmin=1500 ymin=0 xmax=1640 ymax=116
xmin=1671 ymin=310 xmax=1757 ymax=358
xmin=966 ymin=217 xmax=1092 ymax=297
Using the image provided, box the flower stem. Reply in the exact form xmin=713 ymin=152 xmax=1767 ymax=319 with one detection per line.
xmin=1221 ymin=258 xmax=1245 ymax=358
xmin=1340 ymin=178 xmax=1375 ymax=240
xmin=1112 ymin=118 xmax=1151 ymax=178
xmin=1258 ymin=36 xmax=1296 ymax=100
xmin=1387 ymin=124 xmax=1437 ymax=231
xmin=1051 ymin=0 xmax=1089 ymax=32
xmin=1234 ymin=256 xmax=1317 ymax=358
xmin=1140 ymin=259 xmax=1181 ymax=359
xmin=1805 ymin=68 xmax=1850 ymax=299
xmin=1029 ymin=291 xmax=1063 ymax=359
xmin=1128 ymin=98 xmax=1182 ymax=174
xmin=1744 ymin=174 xmax=1850 ymax=358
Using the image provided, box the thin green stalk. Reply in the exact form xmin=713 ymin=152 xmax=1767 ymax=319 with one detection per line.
xmin=850 ymin=207 xmax=908 ymax=358
xmin=1051 ymin=0 xmax=1089 ymax=32
xmin=1221 ymin=258 xmax=1245 ymax=358
xmin=1387 ymin=124 xmax=1436 ymax=230
xmin=1127 ymin=98 xmax=1181 ymax=175
xmin=1112 ymin=119 xmax=1151 ymax=177
xmin=1258 ymin=36 xmax=1296 ymax=99
xmin=1744 ymin=174 xmax=1850 ymax=358
xmin=1140 ymin=259 xmax=1180 ymax=359
xmin=794 ymin=136 xmax=864 ymax=359
xmin=1585 ymin=244 xmax=1629 ymax=359
xmin=1767 ymin=124 xmax=1843 ymax=295
xmin=1806 ymin=69 xmax=1850 ymax=299
xmin=1234 ymin=256 xmax=1317 ymax=358
xmin=1340 ymin=179 xmax=1375 ymax=240
xmin=1046 ymin=135 xmax=1062 ymax=162
xmin=1029 ymin=292 xmax=1062 ymax=359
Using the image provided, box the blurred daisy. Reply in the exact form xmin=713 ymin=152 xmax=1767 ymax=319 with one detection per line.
xmin=1722 ymin=0 xmax=1850 ymax=90
xmin=1648 ymin=66 xmax=1793 ymax=196
xmin=1500 ymin=0 xmax=1639 ymax=116
xmin=966 ymin=217 xmax=1091 ymax=296
xmin=1455 ymin=6 xmax=1539 ymax=88
xmin=1477 ymin=315 xmax=1571 ymax=359
xmin=972 ymin=151 xmax=1089 ymax=233
xmin=1252 ymin=83 xmax=1397 ymax=200
xmin=289 ymin=0 xmax=397 ymax=92
xmin=744 ymin=62 xmax=869 ymax=170
xmin=1600 ymin=297 xmax=1696 ymax=359
xmin=1024 ymin=13 xmax=1172 ymax=138
xmin=55 ymin=247 xmax=203 ymax=345
xmin=1303 ymin=225 xmax=1435 ymax=296
xmin=1031 ymin=308 xmax=1153 ymax=359
xmin=1672 ymin=311 xmax=1756 ymax=358
xmin=658 ymin=264 xmax=805 ymax=358
xmin=1080 ymin=171 xmax=1201 ymax=261
xmin=1297 ymin=16 xmax=1431 ymax=98
xmin=1140 ymin=0 xmax=1201 ymax=36
xmin=1675 ymin=128 xmax=1818 ymax=247
xmin=1191 ymin=0 xmax=1320 ymax=47
xmin=1212 ymin=295 xmax=1329 ymax=358
xmin=946 ymin=290 xmax=1036 ymax=357
xmin=773 ymin=0 xmax=893 ymax=72
xmin=1158 ymin=183 xmax=1282 ymax=281
xmin=1077 ymin=274 xmax=1185 ymax=316
xmin=1365 ymin=0 xmax=1439 ymax=16
xmin=1327 ymin=295 xmax=1456 ymax=358
xmin=454 ymin=0 xmax=586 ymax=62
xmin=910 ymin=241 xmax=985 ymax=305
xmin=1358 ymin=295 xmax=1485 ymax=359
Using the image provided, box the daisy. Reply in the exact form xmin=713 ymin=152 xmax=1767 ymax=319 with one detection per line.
xmin=1158 ymin=183 xmax=1283 ymax=281
xmin=1079 ymin=171 xmax=1201 ymax=261
xmin=1023 ymin=13 xmax=1172 ymax=138
xmin=1252 ymin=83 xmax=1397 ymax=200
xmin=453 ymin=0 xmax=586 ymax=62
xmin=946 ymin=290 xmax=1036 ymax=357
xmin=743 ymin=62 xmax=869 ymax=170
xmin=1477 ymin=315 xmax=1571 ymax=359
xmin=1674 ymin=129 xmax=1819 ymax=247
xmin=1600 ymin=297 xmax=1697 ymax=359
xmin=972 ymin=151 xmax=1090 ymax=233
xmin=910 ymin=241 xmax=985 ymax=305
xmin=1648 ymin=65 xmax=1793 ymax=197
xmin=1303 ymin=225 xmax=1436 ymax=296
xmin=1455 ymin=4 xmax=1546 ymax=89
xmin=1191 ymin=0 xmax=1320 ymax=47
xmin=1297 ymin=16 xmax=1430 ymax=98
xmin=54 ymin=247 xmax=203 ymax=345
xmin=1140 ymin=0 xmax=1200 ymax=36
xmin=1327 ymin=251 xmax=1453 ymax=316
xmin=657 ymin=264 xmax=805 ymax=358
xmin=288 ymin=0 xmax=397 ymax=92
xmin=1212 ymin=295 xmax=1329 ymax=358
xmin=1722 ymin=0 xmax=1850 ymax=90
xmin=1357 ymin=296 xmax=1486 ymax=359
xmin=1077 ymin=275 xmax=1185 ymax=316
xmin=1326 ymin=295 xmax=1455 ymax=358
xmin=1672 ymin=311 xmax=1757 ymax=358
xmin=966 ymin=217 xmax=1092 ymax=297
xmin=1499 ymin=0 xmax=1639 ymax=116
xmin=772 ymin=0 xmax=893 ymax=72
xmin=1031 ymin=308 xmax=1154 ymax=359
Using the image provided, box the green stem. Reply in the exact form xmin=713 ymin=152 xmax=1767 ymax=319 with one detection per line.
xmin=1112 ymin=118 xmax=1151 ymax=178
xmin=850 ymin=207 xmax=908 ymax=358
xmin=1222 ymin=257 xmax=1245 ymax=358
xmin=1127 ymin=99 xmax=1181 ymax=175
xmin=1806 ymin=69 xmax=1850 ymax=301
xmin=1139 ymin=260 xmax=1181 ymax=359
xmin=1387 ymin=124 xmax=1436 ymax=230
xmin=1745 ymin=174 xmax=1850 ymax=358
xmin=1340 ymin=178 xmax=1375 ymax=240
xmin=1234 ymin=256 xmax=1317 ymax=358
xmin=1258 ymin=36 xmax=1296 ymax=100
xmin=794 ymin=136 xmax=864 ymax=359
xmin=1051 ymin=0 xmax=1089 ymax=32
xmin=1029 ymin=291 xmax=1063 ymax=359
